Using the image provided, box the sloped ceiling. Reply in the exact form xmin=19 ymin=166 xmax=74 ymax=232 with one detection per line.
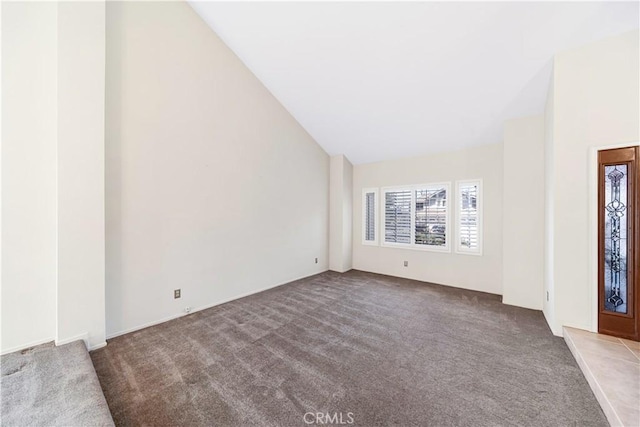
xmin=189 ymin=1 xmax=639 ymax=164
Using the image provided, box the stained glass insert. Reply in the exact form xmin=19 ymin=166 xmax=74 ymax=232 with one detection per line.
xmin=604 ymin=164 xmax=628 ymax=314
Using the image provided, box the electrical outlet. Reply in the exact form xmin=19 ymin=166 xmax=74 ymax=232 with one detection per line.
xmin=185 ymin=306 xmax=191 ymax=313
xmin=174 ymin=289 xmax=181 ymax=299
xmin=315 ymin=257 xmax=318 ymax=264
xmin=404 ymin=261 xmax=408 ymax=267
xmin=546 ymin=291 xmax=549 ymax=302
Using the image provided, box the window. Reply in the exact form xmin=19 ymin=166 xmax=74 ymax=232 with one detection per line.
xmin=384 ymin=189 xmax=412 ymax=244
xmin=382 ymin=183 xmax=450 ymax=252
xmin=362 ymin=189 xmax=378 ymax=245
xmin=415 ymin=187 xmax=447 ymax=247
xmin=456 ymin=179 xmax=482 ymax=255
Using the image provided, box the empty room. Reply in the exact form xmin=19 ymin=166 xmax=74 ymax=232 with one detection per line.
xmin=2 ymin=1 xmax=639 ymax=426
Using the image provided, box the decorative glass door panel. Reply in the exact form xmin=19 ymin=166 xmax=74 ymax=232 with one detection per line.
xmin=604 ymin=164 xmax=628 ymax=313
xmin=598 ymin=146 xmax=639 ymax=341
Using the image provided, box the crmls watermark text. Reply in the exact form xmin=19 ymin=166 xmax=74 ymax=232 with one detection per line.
xmin=303 ymin=412 xmax=355 ymax=425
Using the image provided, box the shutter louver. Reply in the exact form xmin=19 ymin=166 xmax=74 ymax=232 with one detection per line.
xmin=365 ymin=192 xmax=376 ymax=241
xmin=459 ymin=183 xmax=479 ymax=250
xmin=385 ymin=190 xmax=412 ymax=244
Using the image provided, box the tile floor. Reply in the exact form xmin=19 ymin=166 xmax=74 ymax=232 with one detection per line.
xmin=564 ymin=326 xmax=640 ymax=427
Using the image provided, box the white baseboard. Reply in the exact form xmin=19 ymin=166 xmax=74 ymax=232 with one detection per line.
xmin=89 ymin=341 xmax=107 ymax=351
xmin=352 ymin=266 xmax=502 ymax=296
xmin=0 ymin=337 xmax=55 ymax=356
xmin=501 ymin=297 xmax=543 ymax=312
xmin=55 ymin=333 xmax=89 ymax=348
xmin=106 ymin=312 xmax=185 ymax=340
xmin=2 ymin=334 xmax=106 ymax=355
xmin=106 ymin=270 xmax=328 ymax=340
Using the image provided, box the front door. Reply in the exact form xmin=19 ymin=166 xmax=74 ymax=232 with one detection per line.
xmin=598 ymin=146 xmax=639 ymax=341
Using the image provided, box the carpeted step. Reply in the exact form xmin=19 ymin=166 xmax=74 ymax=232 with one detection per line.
xmin=1 ymin=340 xmax=114 ymax=426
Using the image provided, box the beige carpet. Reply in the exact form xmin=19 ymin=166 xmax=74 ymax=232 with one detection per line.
xmin=91 ymin=270 xmax=607 ymax=426
xmin=1 ymin=340 xmax=114 ymax=426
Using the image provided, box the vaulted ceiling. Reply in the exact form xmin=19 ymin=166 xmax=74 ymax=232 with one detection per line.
xmin=189 ymin=1 xmax=639 ymax=164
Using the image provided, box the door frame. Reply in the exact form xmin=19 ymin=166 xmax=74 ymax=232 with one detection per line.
xmin=589 ymin=142 xmax=640 ymax=333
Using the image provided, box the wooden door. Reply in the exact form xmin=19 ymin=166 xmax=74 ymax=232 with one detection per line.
xmin=598 ymin=146 xmax=639 ymax=341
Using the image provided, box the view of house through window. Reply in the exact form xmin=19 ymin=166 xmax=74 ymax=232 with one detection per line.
xmin=415 ymin=187 xmax=447 ymax=247
xmin=382 ymin=184 xmax=450 ymax=251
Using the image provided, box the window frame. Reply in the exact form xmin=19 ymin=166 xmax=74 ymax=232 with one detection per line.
xmin=455 ymin=179 xmax=483 ymax=256
xmin=381 ymin=182 xmax=451 ymax=253
xmin=361 ymin=188 xmax=379 ymax=245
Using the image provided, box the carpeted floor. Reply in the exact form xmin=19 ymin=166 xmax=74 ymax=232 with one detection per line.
xmin=1 ymin=340 xmax=114 ymax=426
xmin=91 ymin=271 xmax=607 ymax=426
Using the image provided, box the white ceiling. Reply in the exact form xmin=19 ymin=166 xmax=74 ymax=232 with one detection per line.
xmin=189 ymin=1 xmax=639 ymax=164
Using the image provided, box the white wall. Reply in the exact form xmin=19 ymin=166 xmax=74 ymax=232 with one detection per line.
xmin=342 ymin=159 xmax=353 ymax=272
xmin=56 ymin=1 xmax=106 ymax=349
xmin=329 ymin=155 xmax=353 ymax=273
xmin=352 ymin=143 xmax=503 ymax=295
xmin=543 ymin=72 xmax=556 ymax=331
xmin=105 ymin=1 xmax=329 ymax=337
xmin=548 ymin=30 xmax=639 ymax=334
xmin=2 ymin=1 xmax=109 ymax=353
xmin=1 ymin=2 xmax=58 ymax=353
xmin=502 ymin=115 xmax=544 ymax=310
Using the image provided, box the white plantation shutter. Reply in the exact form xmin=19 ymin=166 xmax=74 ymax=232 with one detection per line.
xmin=381 ymin=183 xmax=451 ymax=251
xmin=384 ymin=190 xmax=412 ymax=244
xmin=363 ymin=190 xmax=377 ymax=244
xmin=415 ymin=187 xmax=447 ymax=247
xmin=457 ymin=180 xmax=482 ymax=254
xmin=365 ymin=193 xmax=375 ymax=240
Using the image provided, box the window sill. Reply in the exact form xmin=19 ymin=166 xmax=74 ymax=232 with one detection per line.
xmin=455 ymin=248 xmax=483 ymax=256
xmin=380 ymin=242 xmax=451 ymax=253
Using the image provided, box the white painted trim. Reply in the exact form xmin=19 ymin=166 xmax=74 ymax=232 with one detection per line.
xmin=0 ymin=337 xmax=55 ymax=356
xmin=361 ymin=188 xmax=379 ymax=246
xmin=106 ymin=270 xmax=328 ymax=340
xmin=89 ymin=341 xmax=107 ymax=351
xmin=588 ymin=142 xmax=639 ymax=334
xmin=107 ymin=313 xmax=184 ymax=340
xmin=1 ymin=335 xmax=107 ymax=355
xmin=454 ymin=179 xmax=483 ymax=256
xmin=543 ymin=309 xmax=562 ymax=337
xmin=380 ymin=182 xmax=451 ymax=253
xmin=379 ymin=241 xmax=451 ymax=253
xmin=55 ymin=332 xmax=89 ymax=348
xmin=356 ymin=265 xmax=502 ymax=296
